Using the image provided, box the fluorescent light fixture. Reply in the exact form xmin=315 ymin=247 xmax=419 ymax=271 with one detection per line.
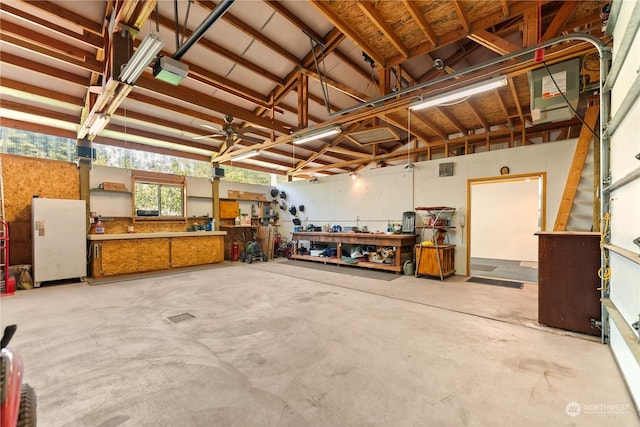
xmin=293 ymin=126 xmax=342 ymax=144
xmin=119 ymin=32 xmax=165 ymax=85
xmin=87 ymin=113 xmax=110 ymax=136
xmin=234 ymin=149 xmax=260 ymax=161
xmin=153 ymin=56 xmax=189 ymax=85
xmin=409 ymin=76 xmax=508 ymax=111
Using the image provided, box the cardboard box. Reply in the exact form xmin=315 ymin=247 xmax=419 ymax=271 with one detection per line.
xmin=102 ymin=182 xmax=126 ymax=191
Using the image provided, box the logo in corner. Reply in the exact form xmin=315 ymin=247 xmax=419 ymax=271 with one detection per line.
xmin=566 ymin=401 xmax=581 ymax=417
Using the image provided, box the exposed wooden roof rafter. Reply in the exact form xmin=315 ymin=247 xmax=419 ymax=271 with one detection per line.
xmin=356 ymin=0 xmax=409 ymax=59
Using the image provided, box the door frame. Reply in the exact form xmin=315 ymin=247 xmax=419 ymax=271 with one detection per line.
xmin=466 ymin=172 xmax=547 ymax=276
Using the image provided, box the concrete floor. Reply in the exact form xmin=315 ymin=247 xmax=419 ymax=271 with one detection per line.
xmin=1 ymin=260 xmax=638 ymax=427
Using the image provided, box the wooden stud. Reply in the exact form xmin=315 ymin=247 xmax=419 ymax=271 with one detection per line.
xmin=297 ymin=73 xmax=309 ymax=129
xmin=310 ymin=0 xmax=384 ymax=66
xmin=541 ymin=2 xmax=575 ymax=42
xmin=403 ymin=0 xmax=437 ymax=46
xmin=452 ymin=1 xmax=471 ymax=32
xmin=508 ymin=77 xmax=525 ymax=126
xmin=465 ymin=100 xmax=490 ymax=132
xmin=522 ymin=8 xmax=539 ymax=48
xmin=467 ymin=29 xmax=520 ymax=55
xmin=357 ymin=1 xmax=409 ymax=58
xmin=435 ymin=107 xmax=467 ymax=135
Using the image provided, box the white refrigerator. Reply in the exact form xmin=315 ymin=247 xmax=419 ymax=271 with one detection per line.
xmin=32 ymin=198 xmax=87 ymax=287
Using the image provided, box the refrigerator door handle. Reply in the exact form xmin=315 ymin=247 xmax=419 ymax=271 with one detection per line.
xmin=35 ymin=220 xmax=45 ymax=236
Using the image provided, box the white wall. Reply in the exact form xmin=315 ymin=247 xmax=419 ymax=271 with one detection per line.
xmin=89 ymin=139 xmax=577 ymax=274
xmin=279 ymin=139 xmax=577 ymax=274
xmin=88 ymin=165 xmax=132 ymax=217
xmin=470 ymin=178 xmax=541 ymax=261
xmin=273 ymin=166 xmax=414 ymax=233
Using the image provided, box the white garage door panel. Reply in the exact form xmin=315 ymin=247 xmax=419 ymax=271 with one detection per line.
xmin=611 ymin=0 xmax=640 ymax=112
xmin=606 ymin=0 xmax=640 ymax=411
xmin=609 ymin=179 xmax=640 ymax=253
xmin=609 ymin=254 xmax=640 ymax=329
xmin=609 ymin=101 xmax=640 ymax=182
xmin=609 ymin=318 xmax=640 ymax=411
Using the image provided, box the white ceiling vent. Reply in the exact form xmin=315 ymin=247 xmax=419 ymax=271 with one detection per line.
xmin=346 ymin=126 xmax=400 ymax=145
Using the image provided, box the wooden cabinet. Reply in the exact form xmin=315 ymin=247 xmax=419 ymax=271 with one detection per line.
xmin=415 ymin=244 xmax=455 ymax=279
xmin=99 ymin=239 xmax=170 ymax=275
xmin=138 ymin=239 xmax=171 ymax=272
xmin=220 ymin=200 xmax=239 ymax=219
xmin=100 ymin=240 xmax=140 ymax=276
xmin=89 ymin=232 xmax=225 ymax=278
xmin=170 ymin=237 xmax=198 ymax=267
xmin=536 ymin=232 xmax=601 ymax=336
xmin=197 ymin=236 xmax=224 ymax=264
xmin=170 ymin=236 xmax=224 ymax=267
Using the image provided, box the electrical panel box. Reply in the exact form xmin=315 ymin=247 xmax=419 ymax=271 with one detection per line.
xmin=528 ymin=58 xmax=580 ymax=125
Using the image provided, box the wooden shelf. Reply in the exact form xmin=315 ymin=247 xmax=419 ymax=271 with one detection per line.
xmin=290 ymin=231 xmax=416 ymax=273
xmin=220 ymin=197 xmax=272 ymax=203
xmin=416 ymin=226 xmax=456 ymax=230
xmin=290 ymin=255 xmax=401 ymax=272
xmin=90 ymin=188 xmax=131 ymax=194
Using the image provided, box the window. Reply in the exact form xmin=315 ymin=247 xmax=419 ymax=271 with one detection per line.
xmin=0 ymin=127 xmax=77 ymax=161
xmin=132 ymin=171 xmax=186 ymax=220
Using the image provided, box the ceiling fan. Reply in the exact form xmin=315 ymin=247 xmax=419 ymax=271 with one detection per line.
xmin=194 ymin=114 xmax=264 ymax=144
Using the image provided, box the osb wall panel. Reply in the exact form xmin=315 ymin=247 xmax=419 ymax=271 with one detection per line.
xmin=137 ymin=239 xmax=170 ymax=271
xmin=170 ymin=237 xmax=198 ymax=267
xmin=197 ymin=237 xmax=224 ymax=264
xmin=94 ymin=219 xmax=208 ymax=234
xmin=1 ymin=154 xmax=80 ymax=264
xmin=100 ymin=240 xmax=139 ymax=276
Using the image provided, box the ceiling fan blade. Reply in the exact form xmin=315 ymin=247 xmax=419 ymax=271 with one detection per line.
xmin=193 ymin=133 xmax=225 ymax=140
xmin=202 ymin=123 xmax=222 ymax=132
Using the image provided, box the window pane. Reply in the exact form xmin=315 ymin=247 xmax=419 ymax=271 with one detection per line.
xmin=160 ymin=186 xmax=183 ymax=216
xmin=135 ymin=183 xmax=159 ymax=212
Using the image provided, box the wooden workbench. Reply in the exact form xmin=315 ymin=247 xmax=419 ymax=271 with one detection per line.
xmin=290 ymin=231 xmax=416 ymax=273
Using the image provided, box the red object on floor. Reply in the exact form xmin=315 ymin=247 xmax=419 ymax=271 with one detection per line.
xmin=4 ymin=277 xmax=15 ymax=295
xmin=232 ymin=242 xmax=239 ymax=261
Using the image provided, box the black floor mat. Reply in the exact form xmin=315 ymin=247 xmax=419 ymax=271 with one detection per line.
xmin=466 ymin=276 xmax=523 ymax=289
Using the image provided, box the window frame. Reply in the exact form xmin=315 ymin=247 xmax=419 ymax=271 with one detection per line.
xmin=131 ymin=170 xmax=187 ymax=221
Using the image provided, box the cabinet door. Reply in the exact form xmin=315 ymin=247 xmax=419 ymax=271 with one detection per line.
xmin=101 ymin=241 xmax=139 ymax=275
xmin=416 ymin=245 xmax=455 ymax=277
xmin=137 ymin=238 xmax=170 ymax=272
xmin=220 ymin=200 xmax=239 ymax=218
xmin=197 ymin=236 xmax=224 ymax=264
xmin=170 ymin=237 xmax=199 ymax=267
